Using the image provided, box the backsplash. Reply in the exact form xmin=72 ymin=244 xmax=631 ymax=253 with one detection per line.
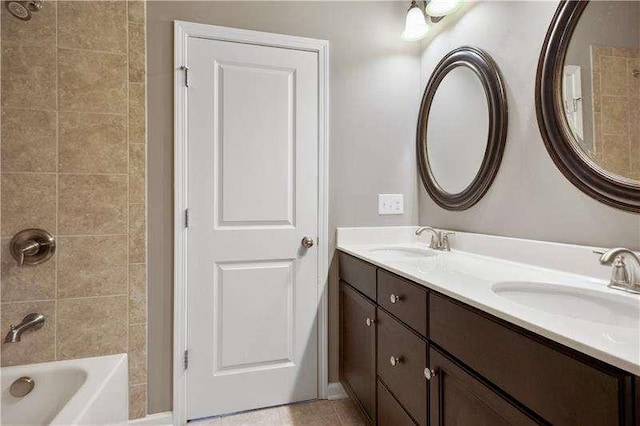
xmin=0 ymin=0 xmax=147 ymax=419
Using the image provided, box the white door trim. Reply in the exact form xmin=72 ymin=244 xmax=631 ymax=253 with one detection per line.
xmin=173 ymin=21 xmax=329 ymax=426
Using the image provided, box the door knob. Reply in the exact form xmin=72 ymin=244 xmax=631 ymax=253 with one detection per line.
xmin=301 ymin=236 xmax=314 ymax=249
xmin=365 ymin=318 xmax=375 ymax=327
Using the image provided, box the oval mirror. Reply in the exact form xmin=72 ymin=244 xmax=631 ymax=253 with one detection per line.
xmin=537 ymin=1 xmax=640 ymax=212
xmin=417 ymin=46 xmax=508 ymax=210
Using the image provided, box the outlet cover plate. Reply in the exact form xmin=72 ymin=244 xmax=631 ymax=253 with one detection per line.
xmin=378 ymin=194 xmax=404 ymax=215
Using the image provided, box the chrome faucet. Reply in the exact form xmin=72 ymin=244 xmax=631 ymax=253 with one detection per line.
xmin=415 ymin=226 xmax=454 ymax=251
xmin=596 ymin=248 xmax=640 ymax=295
xmin=4 ymin=313 xmax=45 ymax=343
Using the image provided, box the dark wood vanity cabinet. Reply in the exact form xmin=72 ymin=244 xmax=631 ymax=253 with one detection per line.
xmin=340 ymin=280 xmax=377 ymax=423
xmin=428 ymin=347 xmax=538 ymax=426
xmin=339 ymin=252 xmax=639 ymax=426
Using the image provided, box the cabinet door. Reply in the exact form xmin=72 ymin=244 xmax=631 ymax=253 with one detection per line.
xmin=340 ymin=282 xmax=376 ymax=423
xmin=378 ymin=380 xmax=417 ymax=426
xmin=429 ymin=348 xmax=539 ymax=426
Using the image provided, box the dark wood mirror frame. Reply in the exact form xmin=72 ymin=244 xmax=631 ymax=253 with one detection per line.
xmin=536 ymin=0 xmax=640 ymax=213
xmin=417 ymin=46 xmax=508 ymax=211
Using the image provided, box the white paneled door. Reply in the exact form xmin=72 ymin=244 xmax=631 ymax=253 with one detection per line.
xmin=185 ymin=35 xmax=320 ymax=420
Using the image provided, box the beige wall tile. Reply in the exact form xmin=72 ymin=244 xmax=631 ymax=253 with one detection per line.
xmin=58 ymin=48 xmax=127 ymax=114
xmin=129 ymin=83 xmax=146 ymax=144
xmin=129 ymin=323 xmax=147 ymax=385
xmin=59 ymin=112 xmax=127 ymax=174
xmin=129 ymin=23 xmax=145 ymax=83
xmin=129 ymin=384 xmax=147 ymax=419
xmin=1 ymin=238 xmax=56 ymax=302
xmin=628 ymin=58 xmax=640 ymax=99
xmin=591 ymin=45 xmax=612 ymax=62
xmin=57 ymin=235 xmax=128 ymax=298
xmin=2 ymin=109 xmax=56 ymax=173
xmin=601 ymin=56 xmax=627 ymax=97
xmin=1 ymin=301 xmax=55 ymax=366
xmin=1 ymin=1 xmax=56 ymax=46
xmin=601 ymin=95 xmax=629 ymax=135
xmin=631 ymin=100 xmax=640 ymax=137
xmin=592 ymin=70 xmax=601 ymax=113
xmin=130 ymin=143 xmax=146 ymax=203
xmin=57 ymin=295 xmax=127 ymax=359
xmin=612 ymin=47 xmax=637 ymax=58
xmin=630 ymin=134 xmax=639 ymax=173
xmin=1 ymin=44 xmax=56 ymax=110
xmin=58 ymin=174 xmax=128 ymax=235
xmin=58 ymin=1 xmax=127 ymax=54
xmin=129 ymin=263 xmax=147 ymax=324
xmin=128 ymin=0 xmax=145 ymax=23
xmin=1 ymin=173 xmax=56 ymax=237
xmin=129 ymin=203 xmax=146 ymax=263
xmin=601 ymin=134 xmax=630 ymax=177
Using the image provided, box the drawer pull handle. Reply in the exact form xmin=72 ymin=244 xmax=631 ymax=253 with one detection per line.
xmin=424 ymin=368 xmax=438 ymax=380
xmin=365 ymin=318 xmax=375 ymax=327
xmin=390 ymin=356 xmax=403 ymax=366
xmin=390 ymin=294 xmax=403 ymax=304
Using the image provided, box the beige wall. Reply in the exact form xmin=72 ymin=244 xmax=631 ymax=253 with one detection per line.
xmin=0 ymin=1 xmax=148 ymax=419
xmin=418 ymin=1 xmax=640 ymax=251
xmin=147 ymin=1 xmax=420 ymax=413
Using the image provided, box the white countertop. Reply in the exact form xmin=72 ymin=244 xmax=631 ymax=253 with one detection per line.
xmin=337 ymin=227 xmax=640 ymax=376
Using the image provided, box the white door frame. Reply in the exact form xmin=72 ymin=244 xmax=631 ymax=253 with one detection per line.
xmin=173 ymin=21 xmax=329 ymax=426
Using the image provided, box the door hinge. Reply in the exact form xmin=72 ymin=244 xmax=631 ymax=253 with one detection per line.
xmin=184 ymin=350 xmax=189 ymax=370
xmin=185 ymin=208 xmax=189 ymax=228
xmin=180 ymin=65 xmax=190 ymax=87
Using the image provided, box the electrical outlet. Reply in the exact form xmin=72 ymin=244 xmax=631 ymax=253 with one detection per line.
xmin=378 ymin=194 xmax=404 ymax=215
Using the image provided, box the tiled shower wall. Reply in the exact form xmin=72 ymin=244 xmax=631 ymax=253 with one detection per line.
xmin=591 ymin=45 xmax=640 ymax=181
xmin=0 ymin=0 xmax=148 ymax=419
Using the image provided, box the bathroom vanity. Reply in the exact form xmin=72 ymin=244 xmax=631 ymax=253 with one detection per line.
xmin=338 ymin=227 xmax=640 ymax=426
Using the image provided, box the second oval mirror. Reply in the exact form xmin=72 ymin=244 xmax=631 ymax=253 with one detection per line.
xmin=417 ymin=46 xmax=508 ymax=210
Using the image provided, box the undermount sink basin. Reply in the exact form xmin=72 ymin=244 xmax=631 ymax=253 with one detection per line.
xmin=492 ymin=282 xmax=640 ymax=328
xmin=368 ymin=247 xmax=437 ymax=259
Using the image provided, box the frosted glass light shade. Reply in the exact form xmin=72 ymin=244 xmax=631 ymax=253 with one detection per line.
xmin=402 ymin=5 xmax=429 ymax=41
xmin=425 ymin=0 xmax=461 ymax=17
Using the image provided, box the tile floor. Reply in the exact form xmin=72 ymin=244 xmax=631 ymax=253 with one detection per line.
xmin=190 ymin=398 xmax=368 ymax=426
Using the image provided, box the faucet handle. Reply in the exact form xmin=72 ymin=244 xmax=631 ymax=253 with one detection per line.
xmin=441 ymin=232 xmax=454 ymax=251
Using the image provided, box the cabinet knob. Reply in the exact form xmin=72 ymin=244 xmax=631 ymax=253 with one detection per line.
xmin=389 ymin=294 xmax=403 ymax=304
xmin=424 ymin=368 xmax=438 ymax=380
xmin=365 ymin=318 xmax=375 ymax=327
xmin=390 ymin=356 xmax=403 ymax=366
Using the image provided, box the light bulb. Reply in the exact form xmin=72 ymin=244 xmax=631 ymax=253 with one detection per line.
xmin=425 ymin=0 xmax=461 ymax=17
xmin=402 ymin=3 xmax=429 ymax=41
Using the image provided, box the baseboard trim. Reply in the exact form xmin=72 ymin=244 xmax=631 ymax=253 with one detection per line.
xmin=327 ymin=382 xmax=348 ymax=400
xmin=127 ymin=411 xmax=173 ymax=425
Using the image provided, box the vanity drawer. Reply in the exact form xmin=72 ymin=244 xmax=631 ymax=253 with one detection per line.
xmin=430 ymin=294 xmax=630 ymax=426
xmin=377 ymin=270 xmax=428 ymax=336
xmin=377 ymin=308 xmax=427 ymax=425
xmin=339 ymin=252 xmax=376 ymax=300
xmin=377 ymin=380 xmax=417 ymax=426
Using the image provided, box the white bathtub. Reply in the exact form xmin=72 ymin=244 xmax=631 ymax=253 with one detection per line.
xmin=1 ymin=354 xmax=128 ymax=425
